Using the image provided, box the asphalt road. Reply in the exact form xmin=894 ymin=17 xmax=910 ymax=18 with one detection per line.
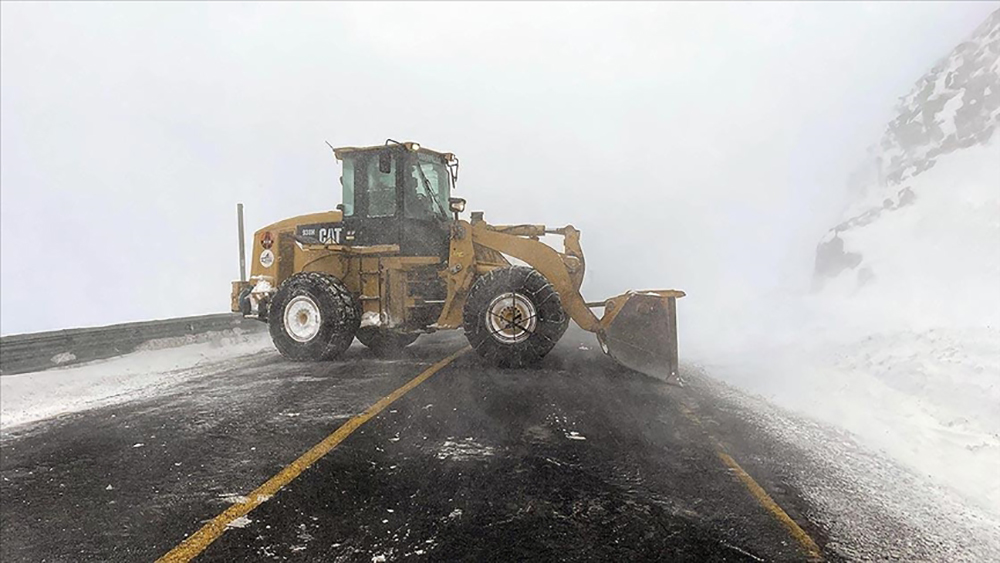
xmin=0 ymin=329 xmax=901 ymax=562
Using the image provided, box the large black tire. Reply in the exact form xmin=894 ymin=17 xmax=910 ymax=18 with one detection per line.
xmin=268 ymin=272 xmax=360 ymax=361
xmin=463 ymin=266 xmax=569 ymax=368
xmin=355 ymin=328 xmax=419 ymax=356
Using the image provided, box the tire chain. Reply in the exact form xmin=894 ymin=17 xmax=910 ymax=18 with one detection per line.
xmin=463 ymin=266 xmax=569 ymax=367
xmin=269 ymin=271 xmax=360 ymax=361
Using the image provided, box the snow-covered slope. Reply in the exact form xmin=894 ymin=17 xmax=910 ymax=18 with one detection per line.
xmin=815 ymin=8 xmax=1000 ymax=297
xmin=805 ymin=11 xmax=1000 ymax=512
xmin=819 ymin=138 xmax=1000 ymax=329
xmin=698 ymin=10 xmax=1000 ymax=517
xmin=810 ymin=11 xmax=1000 ymax=513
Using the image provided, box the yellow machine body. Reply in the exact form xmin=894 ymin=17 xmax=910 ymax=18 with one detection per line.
xmin=231 ymin=141 xmax=684 ymax=378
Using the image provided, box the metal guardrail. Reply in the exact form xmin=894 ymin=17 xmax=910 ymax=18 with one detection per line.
xmin=0 ymin=314 xmax=266 ymax=376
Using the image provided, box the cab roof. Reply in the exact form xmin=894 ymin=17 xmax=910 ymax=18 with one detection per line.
xmin=332 ymin=140 xmax=454 ymax=162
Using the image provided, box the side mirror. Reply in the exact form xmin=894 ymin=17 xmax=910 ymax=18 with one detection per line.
xmin=378 ymin=153 xmax=392 ymax=174
xmin=449 ymin=197 xmax=467 ymax=220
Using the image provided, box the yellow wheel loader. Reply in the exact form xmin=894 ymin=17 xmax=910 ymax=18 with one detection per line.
xmin=230 ymin=140 xmax=684 ymax=379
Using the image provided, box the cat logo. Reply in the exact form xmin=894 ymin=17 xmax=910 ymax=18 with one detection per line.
xmin=296 ymin=222 xmax=343 ymax=244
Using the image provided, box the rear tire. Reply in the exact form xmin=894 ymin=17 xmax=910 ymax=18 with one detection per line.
xmin=356 ymin=328 xmax=419 ymax=356
xmin=268 ymin=272 xmax=360 ymax=361
xmin=463 ymin=266 xmax=569 ymax=368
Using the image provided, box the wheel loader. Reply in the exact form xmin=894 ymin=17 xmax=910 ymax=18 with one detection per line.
xmin=230 ymin=140 xmax=684 ymax=379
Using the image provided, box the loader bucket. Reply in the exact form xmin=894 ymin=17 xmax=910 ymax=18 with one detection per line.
xmin=598 ymin=290 xmax=684 ymax=383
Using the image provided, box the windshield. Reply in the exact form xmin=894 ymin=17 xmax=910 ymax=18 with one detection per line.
xmin=405 ymin=153 xmax=451 ymax=221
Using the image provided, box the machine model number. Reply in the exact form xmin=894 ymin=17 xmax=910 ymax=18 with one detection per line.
xmin=296 ymin=222 xmax=343 ymax=245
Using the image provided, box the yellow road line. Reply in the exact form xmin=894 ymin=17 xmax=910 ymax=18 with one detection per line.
xmin=679 ymin=404 xmax=823 ymax=561
xmin=716 ymin=451 xmax=823 ymax=561
xmin=157 ymin=347 xmax=470 ymax=563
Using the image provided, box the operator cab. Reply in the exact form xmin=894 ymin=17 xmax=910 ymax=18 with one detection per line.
xmin=333 ymin=140 xmax=460 ymax=256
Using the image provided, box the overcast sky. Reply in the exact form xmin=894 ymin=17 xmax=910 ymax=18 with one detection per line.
xmin=2 ymin=1 xmax=997 ymax=335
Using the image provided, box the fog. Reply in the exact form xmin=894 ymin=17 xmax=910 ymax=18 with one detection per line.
xmin=1 ymin=1 xmax=996 ymax=336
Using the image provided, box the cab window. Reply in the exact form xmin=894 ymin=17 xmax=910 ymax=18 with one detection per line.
xmin=340 ymin=158 xmax=355 ymax=217
xmin=404 ymin=154 xmax=450 ymax=220
xmin=365 ymin=153 xmax=397 ymax=217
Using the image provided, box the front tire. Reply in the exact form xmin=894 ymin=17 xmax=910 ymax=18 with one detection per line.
xmin=463 ymin=266 xmax=569 ymax=368
xmin=268 ymin=272 xmax=360 ymax=361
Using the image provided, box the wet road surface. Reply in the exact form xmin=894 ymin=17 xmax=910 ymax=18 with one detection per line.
xmin=3 ymin=330 xmax=850 ymax=561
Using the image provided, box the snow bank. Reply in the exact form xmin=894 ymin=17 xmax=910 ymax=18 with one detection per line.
xmin=0 ymin=330 xmax=274 ymax=430
xmin=693 ymin=325 xmax=1000 ymax=513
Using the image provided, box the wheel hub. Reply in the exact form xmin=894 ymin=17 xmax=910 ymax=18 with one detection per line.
xmin=486 ymin=292 xmax=538 ymax=343
xmin=284 ymin=295 xmax=321 ymax=343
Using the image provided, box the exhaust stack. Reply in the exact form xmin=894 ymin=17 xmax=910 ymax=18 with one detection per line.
xmin=237 ymin=203 xmax=247 ymax=282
